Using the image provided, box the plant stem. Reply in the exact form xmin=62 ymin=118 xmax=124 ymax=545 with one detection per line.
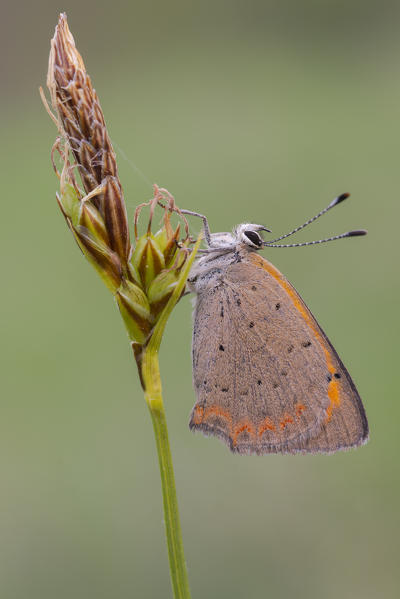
xmin=144 ymin=351 xmax=191 ymax=599
xmin=140 ymin=234 xmax=202 ymax=598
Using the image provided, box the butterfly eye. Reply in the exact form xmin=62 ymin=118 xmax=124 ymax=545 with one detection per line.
xmin=244 ymin=230 xmax=263 ymax=247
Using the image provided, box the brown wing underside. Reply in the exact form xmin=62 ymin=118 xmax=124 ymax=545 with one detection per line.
xmin=189 ymin=253 xmax=368 ymax=455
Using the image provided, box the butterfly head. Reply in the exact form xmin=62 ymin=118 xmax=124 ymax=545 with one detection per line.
xmin=234 ymin=223 xmax=271 ymax=250
xmin=207 ymin=224 xmax=271 ymax=253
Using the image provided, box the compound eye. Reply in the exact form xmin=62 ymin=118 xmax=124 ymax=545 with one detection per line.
xmin=244 ymin=230 xmax=262 ymax=247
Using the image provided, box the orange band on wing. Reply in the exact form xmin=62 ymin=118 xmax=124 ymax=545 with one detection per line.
xmin=195 ymin=401 xmax=308 ymax=440
xmin=232 ymin=422 xmax=256 ymax=446
xmin=258 ymin=417 xmax=276 ymax=436
xmin=194 ymin=404 xmax=233 ymax=428
xmin=194 ymin=405 xmax=259 ymax=446
xmin=249 ymin=254 xmax=341 ymax=421
xmin=192 ymin=405 xmax=205 ymax=425
xmin=280 ymin=413 xmax=294 ymax=430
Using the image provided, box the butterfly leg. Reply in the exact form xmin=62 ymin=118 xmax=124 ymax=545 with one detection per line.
xmin=180 ymin=209 xmax=212 ymax=247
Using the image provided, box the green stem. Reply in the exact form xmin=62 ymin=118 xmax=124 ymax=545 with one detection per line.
xmin=140 ymin=235 xmax=202 ymax=599
xmin=144 ymin=351 xmax=191 ymax=599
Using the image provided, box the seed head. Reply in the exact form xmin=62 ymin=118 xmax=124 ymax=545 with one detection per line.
xmin=47 ymin=13 xmax=130 ymax=268
xmin=43 ymin=15 xmax=195 ymax=373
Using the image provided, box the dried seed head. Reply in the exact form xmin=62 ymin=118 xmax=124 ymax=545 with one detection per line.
xmin=47 ymin=13 xmax=130 ymax=265
xmin=44 ymin=15 xmax=196 ymax=366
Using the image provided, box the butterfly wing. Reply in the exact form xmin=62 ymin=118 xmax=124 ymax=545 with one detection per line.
xmin=189 ymin=252 xmax=368 ymax=454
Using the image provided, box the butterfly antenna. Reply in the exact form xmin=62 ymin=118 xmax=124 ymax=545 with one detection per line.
xmin=263 ymin=229 xmax=367 ymax=248
xmin=268 ymin=193 xmax=350 ymax=243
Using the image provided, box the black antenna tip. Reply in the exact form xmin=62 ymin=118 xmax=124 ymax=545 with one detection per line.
xmin=329 ymin=192 xmax=350 ymax=208
xmin=347 ymin=229 xmax=367 ymax=237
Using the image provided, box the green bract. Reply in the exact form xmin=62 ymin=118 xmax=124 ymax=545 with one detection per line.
xmin=56 ymin=177 xmax=191 ymax=351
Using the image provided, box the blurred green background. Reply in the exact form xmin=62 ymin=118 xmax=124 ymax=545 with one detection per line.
xmin=1 ymin=0 xmax=399 ymax=597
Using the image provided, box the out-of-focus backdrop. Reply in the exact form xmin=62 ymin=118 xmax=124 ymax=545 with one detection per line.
xmin=1 ymin=1 xmax=399 ymax=597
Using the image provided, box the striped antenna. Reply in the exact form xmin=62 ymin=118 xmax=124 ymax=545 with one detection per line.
xmin=263 ymin=229 xmax=367 ymax=248
xmin=268 ymin=193 xmax=350 ymax=243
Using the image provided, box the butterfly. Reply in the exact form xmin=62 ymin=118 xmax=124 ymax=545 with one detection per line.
xmin=182 ymin=195 xmax=369 ymax=455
